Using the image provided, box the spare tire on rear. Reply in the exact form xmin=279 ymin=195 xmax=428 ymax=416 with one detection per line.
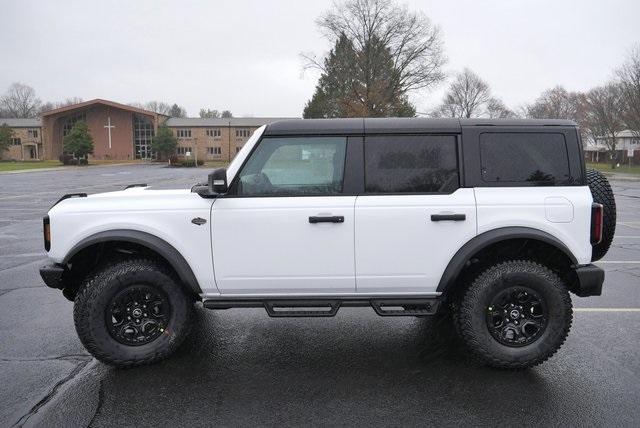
xmin=586 ymin=169 xmax=616 ymax=261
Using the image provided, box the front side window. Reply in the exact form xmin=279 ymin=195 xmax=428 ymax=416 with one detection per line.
xmin=480 ymin=133 xmax=570 ymax=184
xmin=235 ymin=136 xmax=347 ymax=196
xmin=365 ymin=135 xmax=459 ymax=193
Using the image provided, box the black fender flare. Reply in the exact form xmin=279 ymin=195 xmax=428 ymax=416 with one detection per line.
xmin=436 ymin=227 xmax=579 ymax=293
xmin=63 ymin=229 xmax=202 ymax=294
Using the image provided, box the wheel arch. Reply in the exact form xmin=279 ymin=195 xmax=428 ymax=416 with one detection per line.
xmin=437 ymin=227 xmax=578 ymax=294
xmin=63 ymin=229 xmax=202 ymax=295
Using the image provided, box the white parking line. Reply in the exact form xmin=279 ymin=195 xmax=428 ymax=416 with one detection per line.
xmin=596 ymin=261 xmax=640 ymax=264
xmin=575 ymin=308 xmax=640 ymax=312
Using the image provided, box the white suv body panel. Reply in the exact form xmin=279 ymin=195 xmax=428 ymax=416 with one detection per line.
xmin=211 ymin=196 xmax=356 ymax=294
xmin=354 ymin=188 xmax=476 ymax=294
xmin=474 ymin=186 xmax=593 ymax=265
xmin=47 ymin=188 xmax=219 ymax=295
xmin=43 ymin=124 xmax=595 ymax=299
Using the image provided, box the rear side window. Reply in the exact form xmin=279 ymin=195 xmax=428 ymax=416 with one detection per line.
xmin=480 ymin=133 xmax=571 ymax=184
xmin=364 ymin=135 xmax=459 ymax=193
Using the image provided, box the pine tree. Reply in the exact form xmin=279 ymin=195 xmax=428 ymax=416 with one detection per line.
xmin=151 ymin=124 xmax=178 ymax=164
xmin=304 ymin=33 xmax=416 ymax=118
xmin=0 ymin=123 xmax=14 ymax=154
xmin=63 ymin=121 xmax=94 ymax=163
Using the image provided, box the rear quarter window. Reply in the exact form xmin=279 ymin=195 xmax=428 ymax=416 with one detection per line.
xmin=480 ymin=133 xmax=571 ymax=185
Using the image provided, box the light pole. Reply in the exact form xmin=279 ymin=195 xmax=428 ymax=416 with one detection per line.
xmin=194 ymin=137 xmax=198 ymax=166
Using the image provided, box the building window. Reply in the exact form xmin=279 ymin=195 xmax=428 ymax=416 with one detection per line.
xmin=133 ymin=115 xmax=155 ymax=160
xmin=236 ymin=147 xmax=241 ymax=153
xmin=206 ymin=129 xmax=221 ymax=138
xmin=62 ymin=113 xmax=86 ymax=137
xmin=176 ymin=129 xmax=191 ymax=138
xmin=11 ymin=138 xmax=21 ymax=146
xmin=207 ymin=147 xmax=222 ymax=155
xmin=176 ymin=147 xmax=192 ymax=155
xmin=236 ymin=128 xmax=251 ymax=138
xmin=28 ymin=129 xmax=38 ymax=138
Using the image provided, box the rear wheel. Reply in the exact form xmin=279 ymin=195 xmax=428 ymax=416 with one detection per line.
xmin=74 ymin=259 xmax=192 ymax=368
xmin=454 ymin=260 xmax=572 ymax=369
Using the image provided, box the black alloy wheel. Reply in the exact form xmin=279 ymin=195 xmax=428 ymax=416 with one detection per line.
xmin=105 ymin=284 xmax=171 ymax=346
xmin=486 ymin=286 xmax=547 ymax=347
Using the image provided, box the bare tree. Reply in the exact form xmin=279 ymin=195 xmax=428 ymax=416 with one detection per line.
xmin=584 ymin=83 xmax=625 ymax=168
xmin=525 ymin=86 xmax=586 ymax=123
xmin=305 ymin=0 xmax=446 ymax=105
xmin=40 ymin=97 xmax=85 ymax=114
xmin=486 ymin=97 xmax=516 ymax=118
xmin=199 ymin=108 xmax=220 ymax=118
xmin=617 ymin=45 xmax=640 ymax=137
xmin=144 ymin=101 xmax=172 ymax=116
xmin=0 ymin=83 xmax=41 ymax=118
xmin=430 ymin=68 xmax=512 ymax=118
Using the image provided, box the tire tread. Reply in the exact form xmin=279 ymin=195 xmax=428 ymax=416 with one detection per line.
xmin=454 ymin=260 xmax=572 ymax=369
xmin=73 ymin=258 xmax=192 ymax=368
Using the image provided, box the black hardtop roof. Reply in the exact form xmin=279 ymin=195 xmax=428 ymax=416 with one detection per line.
xmin=263 ymin=117 xmax=577 ymax=136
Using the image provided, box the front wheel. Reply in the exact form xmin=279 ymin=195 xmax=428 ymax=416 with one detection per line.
xmin=74 ymin=259 xmax=193 ymax=368
xmin=454 ymin=260 xmax=572 ymax=369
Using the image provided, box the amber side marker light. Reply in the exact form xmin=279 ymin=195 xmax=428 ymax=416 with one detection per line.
xmin=591 ymin=203 xmax=603 ymax=245
xmin=43 ymin=215 xmax=51 ymax=251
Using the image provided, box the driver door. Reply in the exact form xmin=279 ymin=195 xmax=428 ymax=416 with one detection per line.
xmin=211 ymin=135 xmax=357 ymax=295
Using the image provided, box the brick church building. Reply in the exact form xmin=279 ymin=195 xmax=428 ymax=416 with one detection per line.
xmin=1 ymin=99 xmax=291 ymax=162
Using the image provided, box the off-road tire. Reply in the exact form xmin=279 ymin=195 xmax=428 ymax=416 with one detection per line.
xmin=586 ymin=168 xmax=616 ymax=261
xmin=74 ymin=259 xmax=192 ymax=368
xmin=454 ymin=260 xmax=572 ymax=369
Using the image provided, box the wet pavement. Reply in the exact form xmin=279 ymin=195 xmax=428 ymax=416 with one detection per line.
xmin=0 ymin=164 xmax=639 ymax=427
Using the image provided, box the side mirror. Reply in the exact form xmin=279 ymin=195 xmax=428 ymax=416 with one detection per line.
xmin=194 ymin=168 xmax=228 ymax=198
xmin=208 ymin=168 xmax=228 ymax=194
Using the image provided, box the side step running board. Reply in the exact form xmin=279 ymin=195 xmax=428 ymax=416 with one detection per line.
xmin=203 ymin=297 xmax=439 ymax=318
xmin=264 ymin=300 xmax=341 ymax=317
xmin=370 ymin=299 xmax=439 ymax=316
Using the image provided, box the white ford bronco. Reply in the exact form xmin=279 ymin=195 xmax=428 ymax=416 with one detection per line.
xmin=40 ymin=118 xmax=615 ymax=369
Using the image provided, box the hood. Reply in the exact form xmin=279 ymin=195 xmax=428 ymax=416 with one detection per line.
xmin=49 ymin=187 xmax=210 ymax=215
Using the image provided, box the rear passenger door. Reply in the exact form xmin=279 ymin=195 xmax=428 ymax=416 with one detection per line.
xmin=354 ymin=134 xmax=477 ymax=294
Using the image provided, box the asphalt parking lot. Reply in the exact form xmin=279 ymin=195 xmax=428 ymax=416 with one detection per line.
xmin=1 ymin=164 xmax=639 ymax=427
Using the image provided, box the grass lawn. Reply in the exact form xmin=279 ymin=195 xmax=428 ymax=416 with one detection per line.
xmin=0 ymin=160 xmax=63 ymax=172
xmin=587 ymin=162 xmax=640 ymax=175
xmin=203 ymin=161 xmax=230 ymax=168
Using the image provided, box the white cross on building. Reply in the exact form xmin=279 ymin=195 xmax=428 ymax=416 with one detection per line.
xmin=104 ymin=116 xmax=116 ymax=149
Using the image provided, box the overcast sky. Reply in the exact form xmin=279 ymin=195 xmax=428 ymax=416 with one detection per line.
xmin=1 ymin=0 xmax=639 ymax=117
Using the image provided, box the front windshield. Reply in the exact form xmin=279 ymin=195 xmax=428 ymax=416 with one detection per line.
xmin=226 ymin=125 xmax=266 ymax=183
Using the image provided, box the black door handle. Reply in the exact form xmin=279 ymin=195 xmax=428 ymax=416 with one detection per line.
xmin=309 ymin=216 xmax=345 ymax=224
xmin=431 ymin=214 xmax=466 ymax=221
